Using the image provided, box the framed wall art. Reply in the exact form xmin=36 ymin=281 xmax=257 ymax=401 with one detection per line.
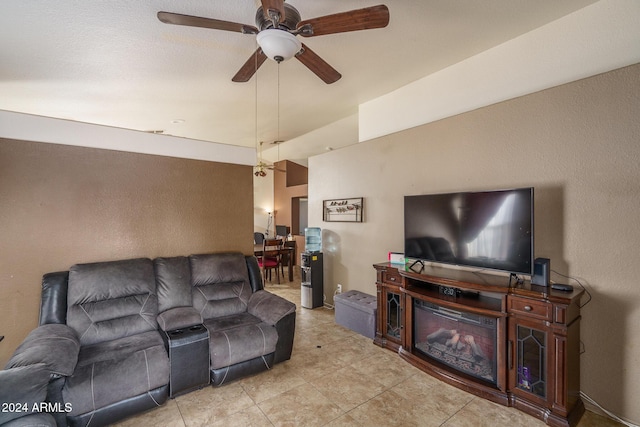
xmin=323 ymin=197 xmax=363 ymax=222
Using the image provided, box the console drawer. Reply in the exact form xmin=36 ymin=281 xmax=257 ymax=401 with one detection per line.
xmin=508 ymin=296 xmax=551 ymax=321
xmin=383 ymin=269 xmax=402 ymax=286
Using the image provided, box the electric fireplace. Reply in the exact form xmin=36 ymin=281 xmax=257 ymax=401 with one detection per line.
xmin=413 ymin=299 xmax=498 ymax=385
xmin=399 ymin=270 xmax=509 ymax=397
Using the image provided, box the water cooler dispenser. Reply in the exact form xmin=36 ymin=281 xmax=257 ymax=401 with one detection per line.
xmin=301 ymin=228 xmax=323 ymax=309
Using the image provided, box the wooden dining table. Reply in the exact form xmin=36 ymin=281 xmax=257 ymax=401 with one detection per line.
xmin=254 ymin=244 xmax=295 ymax=282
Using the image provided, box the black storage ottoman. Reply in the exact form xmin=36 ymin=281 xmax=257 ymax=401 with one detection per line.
xmin=163 ymin=324 xmax=210 ymax=397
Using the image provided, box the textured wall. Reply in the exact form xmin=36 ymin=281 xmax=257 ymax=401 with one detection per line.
xmin=0 ymin=139 xmax=253 ymax=365
xmin=274 ymin=160 xmax=308 ymax=234
xmin=309 ymin=64 xmax=640 ymax=423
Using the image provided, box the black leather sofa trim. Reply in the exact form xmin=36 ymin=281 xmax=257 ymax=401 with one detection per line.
xmin=245 ymin=256 xmax=264 ymax=293
xmin=274 ymin=311 xmax=296 ymax=364
xmin=211 ymin=353 xmax=275 ymax=386
xmin=66 ymin=385 xmax=168 ymax=427
xmin=39 ymin=271 xmax=69 ymax=325
xmin=47 ymin=376 xmax=67 ymax=427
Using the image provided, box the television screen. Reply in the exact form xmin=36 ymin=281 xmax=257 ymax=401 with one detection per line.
xmin=404 ymin=188 xmax=533 ymax=275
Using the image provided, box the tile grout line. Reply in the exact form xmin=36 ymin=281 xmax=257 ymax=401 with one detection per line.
xmin=239 ymin=377 xmax=277 ymax=427
xmin=438 ymin=396 xmax=477 ymax=427
xmin=174 ymin=397 xmax=188 ymax=427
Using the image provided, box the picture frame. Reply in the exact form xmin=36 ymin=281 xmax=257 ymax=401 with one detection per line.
xmin=323 ymin=197 xmax=363 ymax=222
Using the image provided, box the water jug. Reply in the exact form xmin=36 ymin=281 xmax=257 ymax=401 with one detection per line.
xmin=304 ymin=227 xmax=322 ymax=253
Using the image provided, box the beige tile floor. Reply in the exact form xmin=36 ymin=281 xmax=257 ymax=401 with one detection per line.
xmin=115 ymin=271 xmax=621 ymax=427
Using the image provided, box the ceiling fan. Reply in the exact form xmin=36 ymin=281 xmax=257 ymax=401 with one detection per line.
xmin=157 ymin=1 xmax=389 ymax=84
xmin=254 ymin=141 xmax=285 ymax=177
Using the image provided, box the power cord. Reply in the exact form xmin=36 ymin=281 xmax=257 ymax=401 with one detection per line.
xmin=550 ymin=270 xmax=592 ymax=359
xmin=508 ymin=273 xmax=524 ymax=289
xmin=323 ymin=285 xmax=344 ymax=310
xmin=580 ymin=392 xmax=639 ymax=427
xmin=323 ymin=293 xmax=334 ymax=310
xmin=551 ymin=269 xmax=592 ymax=308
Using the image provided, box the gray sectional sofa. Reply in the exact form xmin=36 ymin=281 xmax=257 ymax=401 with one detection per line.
xmin=0 ymin=252 xmax=296 ymax=427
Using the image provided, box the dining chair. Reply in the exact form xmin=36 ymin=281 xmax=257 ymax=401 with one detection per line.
xmin=254 ymin=232 xmax=265 ymax=245
xmin=259 ymin=239 xmax=283 ymax=283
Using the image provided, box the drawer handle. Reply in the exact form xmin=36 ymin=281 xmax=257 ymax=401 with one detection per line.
xmin=390 ymin=276 xmax=396 ymax=281
xmin=524 ymin=305 xmax=533 ymax=312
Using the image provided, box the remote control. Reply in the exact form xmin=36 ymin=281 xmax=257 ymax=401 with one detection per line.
xmin=551 ymin=283 xmax=573 ymax=292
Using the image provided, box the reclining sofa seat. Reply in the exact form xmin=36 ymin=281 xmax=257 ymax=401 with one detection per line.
xmin=62 ymin=258 xmax=170 ymax=427
xmin=188 ymin=253 xmax=296 ymax=385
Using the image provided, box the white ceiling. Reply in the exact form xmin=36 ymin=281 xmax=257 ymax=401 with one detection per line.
xmin=1 ymin=1 xmax=600 ymax=163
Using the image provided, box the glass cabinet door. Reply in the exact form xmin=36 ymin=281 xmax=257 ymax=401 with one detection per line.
xmin=386 ymin=291 xmax=401 ymax=340
xmin=516 ymin=324 xmax=546 ymax=399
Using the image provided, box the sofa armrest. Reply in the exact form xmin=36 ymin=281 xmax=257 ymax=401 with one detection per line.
xmin=5 ymin=324 xmax=79 ymax=377
xmin=247 ymin=290 xmax=296 ymax=326
xmin=39 ymin=271 xmax=69 ymax=326
xmin=157 ymin=307 xmax=203 ymax=332
xmin=0 ymin=364 xmax=51 ymax=425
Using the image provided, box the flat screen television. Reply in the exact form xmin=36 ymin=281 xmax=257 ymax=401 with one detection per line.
xmin=404 ymin=188 xmax=533 ymax=275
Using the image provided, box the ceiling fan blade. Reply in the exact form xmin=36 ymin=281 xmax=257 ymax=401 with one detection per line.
xmin=232 ymin=48 xmax=268 ymax=82
xmin=157 ymin=11 xmax=258 ymax=34
xmin=261 ymin=0 xmax=286 ymax=24
xmin=296 ymin=5 xmax=389 ymax=37
xmin=295 ymin=44 xmax=341 ymax=84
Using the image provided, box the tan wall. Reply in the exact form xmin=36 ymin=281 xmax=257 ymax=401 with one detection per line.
xmin=274 ymin=160 xmax=308 ymax=235
xmin=253 ymin=172 xmax=274 ymax=236
xmin=309 ymin=64 xmax=640 ymax=423
xmin=273 ymin=160 xmax=308 ymax=257
xmin=0 ymin=139 xmax=254 ymax=365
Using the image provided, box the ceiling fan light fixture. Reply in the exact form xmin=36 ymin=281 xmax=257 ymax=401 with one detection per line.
xmin=257 ymin=29 xmax=301 ymax=63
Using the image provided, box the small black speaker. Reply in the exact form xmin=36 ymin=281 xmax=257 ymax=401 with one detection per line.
xmin=531 ymin=257 xmax=550 ymax=286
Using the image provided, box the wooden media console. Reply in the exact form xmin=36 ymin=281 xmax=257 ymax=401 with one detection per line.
xmin=374 ymin=262 xmax=585 ymax=427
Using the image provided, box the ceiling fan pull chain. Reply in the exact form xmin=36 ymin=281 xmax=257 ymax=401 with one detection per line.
xmin=255 ymin=37 xmax=259 ymax=152
xmin=277 ymin=63 xmax=280 ymax=142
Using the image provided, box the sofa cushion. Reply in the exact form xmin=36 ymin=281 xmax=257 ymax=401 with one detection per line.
xmin=75 ymin=330 xmax=165 ymax=367
xmin=154 ymin=256 xmax=192 ymax=313
xmin=205 ymin=312 xmax=261 ymax=332
xmin=0 ymin=364 xmax=51 ymax=425
xmin=63 ymin=332 xmax=169 ymax=417
xmin=5 ymin=324 xmax=80 ymax=377
xmin=205 ymin=320 xmax=278 ymax=370
xmin=190 ymin=253 xmax=253 ymax=319
xmin=67 ymin=258 xmax=158 ymax=346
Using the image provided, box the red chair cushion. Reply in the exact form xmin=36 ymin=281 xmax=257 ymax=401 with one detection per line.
xmin=258 ymin=258 xmax=279 ymax=268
